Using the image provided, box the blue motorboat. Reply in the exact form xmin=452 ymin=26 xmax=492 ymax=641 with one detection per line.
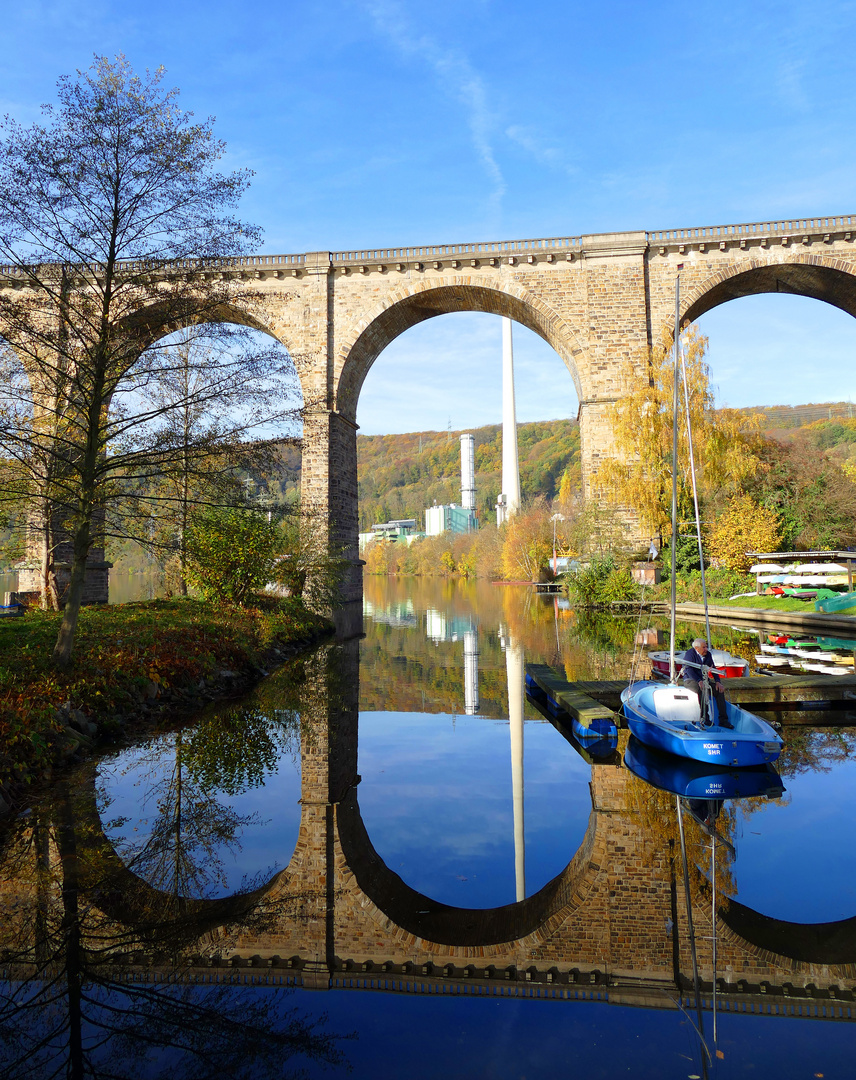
xmin=624 ymin=736 xmax=785 ymax=800
xmin=621 ymin=681 xmax=783 ymax=767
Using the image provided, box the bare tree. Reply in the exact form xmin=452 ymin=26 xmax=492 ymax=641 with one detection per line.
xmin=0 ymin=56 xmax=295 ymax=664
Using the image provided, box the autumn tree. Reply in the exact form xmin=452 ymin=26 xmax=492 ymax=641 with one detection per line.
xmin=500 ymin=500 xmax=553 ymax=581
xmin=183 ymin=505 xmax=284 ymax=606
xmin=0 ymin=57 xmax=295 ymax=665
xmin=707 ymin=493 xmax=782 ymax=570
xmin=748 ymin=427 xmax=856 ymax=550
xmin=594 ymin=326 xmax=764 ymax=539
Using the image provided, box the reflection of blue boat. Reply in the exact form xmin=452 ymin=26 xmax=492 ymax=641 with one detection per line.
xmin=624 ymin=737 xmax=785 ymax=800
xmin=621 ymin=681 xmax=783 ymax=767
xmin=525 ymin=672 xmax=617 ymax=742
xmin=581 ymin=735 xmax=619 ymax=760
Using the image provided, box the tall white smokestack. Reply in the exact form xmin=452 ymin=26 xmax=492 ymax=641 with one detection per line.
xmin=498 ymin=317 xmax=521 ymax=525
xmin=460 ymin=433 xmax=476 ymax=511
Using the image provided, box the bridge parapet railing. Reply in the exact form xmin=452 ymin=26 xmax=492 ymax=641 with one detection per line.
xmin=648 ymin=214 xmax=856 ymax=244
xmin=330 ymin=235 xmax=583 ymax=265
xmin=0 ymin=253 xmax=307 ymax=278
xmin=6 ymin=213 xmax=856 ymax=279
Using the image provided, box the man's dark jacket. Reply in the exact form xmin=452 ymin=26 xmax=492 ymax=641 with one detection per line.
xmin=680 ymin=647 xmax=720 ymax=685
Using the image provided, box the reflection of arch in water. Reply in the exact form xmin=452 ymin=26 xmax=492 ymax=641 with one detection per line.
xmin=335 ymin=787 xmax=601 ymax=949
xmin=77 ymin=766 xmax=281 ymax=940
xmin=721 ymin=897 xmax=856 ymax=967
xmin=79 ymin=757 xmax=856 ymax=967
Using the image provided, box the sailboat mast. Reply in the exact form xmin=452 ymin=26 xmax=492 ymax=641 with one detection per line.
xmin=669 ymin=274 xmax=681 ymax=683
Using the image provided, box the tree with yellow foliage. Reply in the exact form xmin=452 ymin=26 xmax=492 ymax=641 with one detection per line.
xmin=500 ymin=501 xmax=553 ymax=581
xmin=594 ymin=326 xmax=764 ymax=537
xmin=707 ymin=493 xmax=782 ymax=571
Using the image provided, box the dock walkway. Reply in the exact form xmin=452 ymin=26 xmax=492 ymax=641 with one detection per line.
xmin=578 ymin=675 xmax=856 ymax=710
xmin=675 ymin=602 xmax=856 ymax=635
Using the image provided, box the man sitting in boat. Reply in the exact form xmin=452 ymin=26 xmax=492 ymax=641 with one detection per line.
xmin=681 ymin=638 xmax=731 ymax=728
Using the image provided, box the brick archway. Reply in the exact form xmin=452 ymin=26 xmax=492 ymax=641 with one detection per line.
xmin=675 ymin=253 xmax=856 ymax=332
xmin=118 ymin=294 xmax=299 ymax=363
xmin=334 ymin=278 xmax=588 ymax=423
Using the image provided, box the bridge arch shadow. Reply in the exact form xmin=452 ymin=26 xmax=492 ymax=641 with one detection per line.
xmin=334 ymin=279 xmax=588 ymax=422
xmin=335 ymin=786 xmax=601 ymax=949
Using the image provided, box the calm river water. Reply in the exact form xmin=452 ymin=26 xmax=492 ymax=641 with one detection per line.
xmin=1 ymin=577 xmax=855 ymax=1079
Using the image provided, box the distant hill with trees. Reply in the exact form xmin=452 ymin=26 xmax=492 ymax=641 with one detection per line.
xmin=355 ymin=420 xmax=581 ymax=532
xmin=8 ymin=402 xmax=853 ymax=574
xmin=352 ymin=401 xmax=856 ymax=534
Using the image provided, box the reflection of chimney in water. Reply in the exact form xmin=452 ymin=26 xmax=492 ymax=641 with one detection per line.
xmin=505 ymin=635 xmax=525 ymax=903
xmin=463 ymin=629 xmax=479 ymax=715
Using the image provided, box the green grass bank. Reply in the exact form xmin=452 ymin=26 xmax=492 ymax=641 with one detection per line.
xmin=0 ymin=596 xmax=332 ymax=805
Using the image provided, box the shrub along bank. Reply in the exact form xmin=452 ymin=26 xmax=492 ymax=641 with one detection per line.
xmin=0 ymin=595 xmax=332 ymax=808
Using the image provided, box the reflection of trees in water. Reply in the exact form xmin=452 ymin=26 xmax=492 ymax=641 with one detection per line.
xmin=99 ymin=667 xmax=306 ymax=901
xmin=564 ymin=611 xmax=637 ymax=681
xmin=623 ymin=767 xmax=737 ymax=903
xmin=758 ymin=728 xmax=856 ymax=782
xmin=103 ymin=729 xmax=256 ymax=900
xmin=361 ymin=579 xmax=643 ymax=714
xmin=0 ymin=779 xmax=348 ymax=1079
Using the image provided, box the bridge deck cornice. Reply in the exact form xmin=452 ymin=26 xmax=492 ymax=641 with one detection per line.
xmin=4 ymin=212 xmax=856 ymax=280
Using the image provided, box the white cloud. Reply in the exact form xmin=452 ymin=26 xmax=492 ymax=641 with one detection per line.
xmin=359 ymin=1 xmax=506 ymax=222
xmin=505 ymin=125 xmax=578 ymax=178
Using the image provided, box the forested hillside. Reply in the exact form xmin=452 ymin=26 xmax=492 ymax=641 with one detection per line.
xmin=6 ymin=402 xmax=854 ymax=574
xmin=355 ymin=420 xmax=581 ymax=531
xmin=353 ymin=402 xmax=856 ymax=532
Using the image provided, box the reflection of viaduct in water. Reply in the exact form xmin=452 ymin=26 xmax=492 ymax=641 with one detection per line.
xmin=4 ymin=641 xmax=856 ymax=1018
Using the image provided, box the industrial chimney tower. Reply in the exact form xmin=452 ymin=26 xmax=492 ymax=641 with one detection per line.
xmin=497 ymin=317 xmax=521 ymax=526
xmin=460 ymin=433 xmax=476 ymax=511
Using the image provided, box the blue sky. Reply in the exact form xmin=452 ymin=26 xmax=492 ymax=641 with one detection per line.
xmin=3 ymin=1 xmax=855 ymax=433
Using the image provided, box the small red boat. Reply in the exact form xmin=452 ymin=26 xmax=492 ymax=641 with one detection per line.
xmin=648 ymin=649 xmax=749 ymax=679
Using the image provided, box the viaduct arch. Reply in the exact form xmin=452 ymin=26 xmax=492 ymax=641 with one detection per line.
xmin=6 ymin=213 xmax=856 ymax=608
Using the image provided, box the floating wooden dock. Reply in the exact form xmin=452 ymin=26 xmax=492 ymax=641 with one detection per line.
xmin=675 ymin=602 xmax=856 ymax=635
xmin=575 ymin=674 xmax=856 ymax=722
xmin=526 ymin=664 xmax=855 ymax=732
xmin=526 ymin=664 xmax=617 ymax=733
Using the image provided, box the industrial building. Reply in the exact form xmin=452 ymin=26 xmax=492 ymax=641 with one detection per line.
xmin=424 ymin=502 xmax=476 ymax=536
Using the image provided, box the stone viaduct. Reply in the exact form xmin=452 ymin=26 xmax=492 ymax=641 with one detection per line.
xmin=2 ymin=642 xmax=854 ymax=1022
xmin=8 ymin=212 xmax=856 ymax=608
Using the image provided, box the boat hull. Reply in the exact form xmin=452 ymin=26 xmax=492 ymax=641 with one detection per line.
xmin=648 ymin=650 xmax=748 ymax=679
xmin=621 ymin=681 xmax=782 ymax=767
xmin=816 ymin=590 xmax=856 ymax=613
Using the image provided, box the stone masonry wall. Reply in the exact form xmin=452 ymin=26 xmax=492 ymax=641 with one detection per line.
xmin=9 ymin=218 xmax=856 ymax=598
